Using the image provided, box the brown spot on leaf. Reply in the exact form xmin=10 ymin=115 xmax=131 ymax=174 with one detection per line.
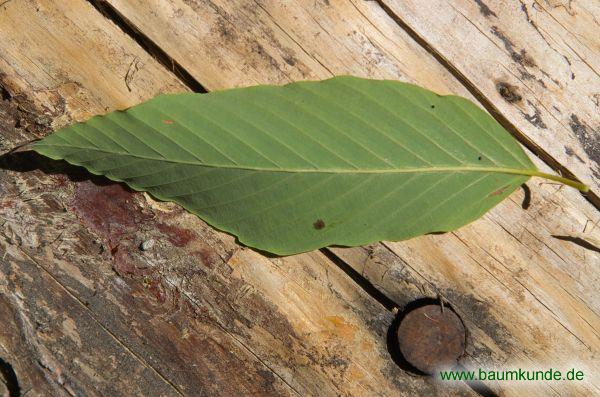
xmin=489 ymin=185 xmax=509 ymax=197
xmin=313 ymin=219 xmax=325 ymax=230
xmin=162 ymin=119 xmax=174 ymax=125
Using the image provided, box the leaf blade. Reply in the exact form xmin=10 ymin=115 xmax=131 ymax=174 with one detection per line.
xmin=34 ymin=76 xmax=561 ymax=255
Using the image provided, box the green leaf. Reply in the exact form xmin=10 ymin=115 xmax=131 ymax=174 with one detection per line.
xmin=32 ymin=76 xmax=588 ymax=255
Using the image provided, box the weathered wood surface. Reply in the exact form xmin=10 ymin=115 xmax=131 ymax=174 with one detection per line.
xmin=378 ymin=0 xmax=600 ymax=200
xmin=0 ymin=0 xmax=598 ymax=396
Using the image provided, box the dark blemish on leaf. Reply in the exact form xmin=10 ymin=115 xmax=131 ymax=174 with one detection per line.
xmin=313 ymin=219 xmax=325 ymax=230
xmin=162 ymin=119 xmax=174 ymax=125
xmin=496 ymin=82 xmax=522 ymax=103
xmin=474 ymin=0 xmax=497 ymax=17
xmin=430 ymin=104 xmax=435 ymax=109
xmin=489 ymin=185 xmax=509 ymax=197
xmin=520 ymin=184 xmax=531 ymax=209
xmin=478 ymin=156 xmax=483 ymax=161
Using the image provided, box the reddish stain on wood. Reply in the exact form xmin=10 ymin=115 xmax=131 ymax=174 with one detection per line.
xmin=148 ymin=278 xmax=166 ymax=303
xmin=193 ymin=248 xmax=217 ymax=268
xmin=157 ymin=223 xmax=195 ymax=247
xmin=0 ymin=200 xmax=14 ymax=209
xmin=72 ymin=181 xmax=140 ymax=243
xmin=112 ymin=249 xmax=140 ymax=276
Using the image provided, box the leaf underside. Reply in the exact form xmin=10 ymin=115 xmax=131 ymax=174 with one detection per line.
xmin=33 ymin=76 xmax=535 ymax=255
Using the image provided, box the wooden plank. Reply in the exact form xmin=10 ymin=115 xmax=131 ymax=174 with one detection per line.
xmin=99 ymin=0 xmax=482 ymax=93
xmin=0 ymin=241 xmax=183 ymax=397
xmin=97 ymin=0 xmax=600 ymax=395
xmin=0 ymin=1 xmax=470 ymax=396
xmin=376 ymin=0 xmax=600 ymax=199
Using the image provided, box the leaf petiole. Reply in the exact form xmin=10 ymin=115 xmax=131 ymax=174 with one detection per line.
xmin=524 ymin=170 xmax=589 ymax=192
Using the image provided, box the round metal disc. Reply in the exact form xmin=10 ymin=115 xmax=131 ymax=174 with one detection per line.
xmin=397 ymin=304 xmax=466 ymax=374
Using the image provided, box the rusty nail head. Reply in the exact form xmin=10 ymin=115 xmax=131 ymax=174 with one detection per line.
xmin=396 ymin=304 xmax=466 ymax=374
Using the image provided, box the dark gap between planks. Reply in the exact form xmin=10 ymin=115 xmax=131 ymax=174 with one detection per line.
xmin=87 ymin=0 xmax=207 ymax=93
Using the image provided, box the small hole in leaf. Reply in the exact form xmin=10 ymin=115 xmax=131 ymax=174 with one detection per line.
xmin=478 ymin=156 xmax=483 ymax=161
xmin=430 ymin=105 xmax=435 ymax=109
xmin=313 ymin=219 xmax=325 ymax=230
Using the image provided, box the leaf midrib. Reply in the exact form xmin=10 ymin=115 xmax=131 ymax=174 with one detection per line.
xmin=35 ymin=143 xmax=538 ymax=177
